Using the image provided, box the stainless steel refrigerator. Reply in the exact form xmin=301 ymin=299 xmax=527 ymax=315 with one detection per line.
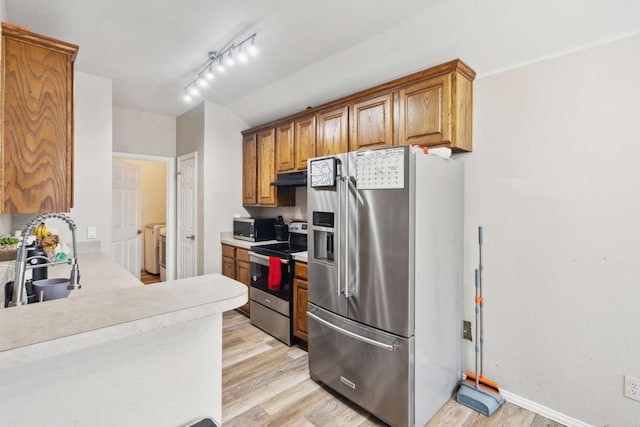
xmin=307 ymin=145 xmax=463 ymax=427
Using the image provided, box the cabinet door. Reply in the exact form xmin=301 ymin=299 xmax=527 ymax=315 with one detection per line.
xmin=242 ymin=134 xmax=257 ymax=206
xmin=398 ymin=74 xmax=452 ymax=147
xmin=317 ymin=106 xmax=348 ymax=157
xmin=2 ymin=27 xmax=77 ymax=213
xmin=294 ymin=116 xmax=316 ymax=170
xmin=222 ymin=244 xmax=236 ymax=278
xmin=257 ymin=129 xmax=276 ymax=205
xmin=276 ymin=122 xmax=295 ymax=173
xmin=350 ymin=93 xmax=393 ymax=151
xmin=293 ymin=278 xmax=308 ymax=341
xmin=222 ymin=256 xmax=236 ymax=279
xmin=236 ymin=260 xmax=251 ymax=315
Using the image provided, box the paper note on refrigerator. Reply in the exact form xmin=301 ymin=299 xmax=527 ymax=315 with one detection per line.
xmin=356 ymin=147 xmax=405 ymax=189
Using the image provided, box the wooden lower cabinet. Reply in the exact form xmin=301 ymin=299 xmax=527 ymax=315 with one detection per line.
xmin=221 ymin=244 xmax=251 ymax=315
xmin=293 ymin=261 xmax=308 ymax=342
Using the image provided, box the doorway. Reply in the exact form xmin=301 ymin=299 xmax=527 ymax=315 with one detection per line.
xmin=112 ymin=153 xmax=176 ymax=283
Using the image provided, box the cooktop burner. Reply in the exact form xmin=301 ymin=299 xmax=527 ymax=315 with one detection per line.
xmin=251 ymin=221 xmax=307 ymax=258
xmin=252 ymin=242 xmax=307 ymax=255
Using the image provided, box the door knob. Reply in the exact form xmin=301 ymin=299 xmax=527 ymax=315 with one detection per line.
xmin=137 ymin=229 xmax=143 ymax=235
xmin=186 ymin=235 xmax=195 ymax=240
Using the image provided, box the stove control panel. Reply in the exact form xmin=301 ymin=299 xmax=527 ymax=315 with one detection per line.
xmin=288 ymin=222 xmax=308 ymax=234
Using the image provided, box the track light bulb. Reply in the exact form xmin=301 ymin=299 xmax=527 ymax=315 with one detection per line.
xmin=184 ymin=93 xmax=192 ymax=102
xmin=217 ymin=58 xmax=225 ymax=73
xmin=205 ymin=68 xmax=214 ymax=80
xmin=197 ymin=77 xmax=208 ymax=88
xmin=238 ymin=47 xmax=248 ymax=63
xmin=226 ymin=49 xmax=235 ymax=67
xmin=189 ymin=86 xmax=199 ymax=96
xmin=248 ymin=37 xmax=258 ymax=56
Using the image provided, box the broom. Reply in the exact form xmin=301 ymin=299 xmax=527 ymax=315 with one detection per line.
xmin=456 ymin=226 xmax=505 ymax=416
xmin=466 ymin=226 xmax=500 ymax=392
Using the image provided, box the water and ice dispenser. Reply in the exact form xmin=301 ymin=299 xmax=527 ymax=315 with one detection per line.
xmin=312 ymin=211 xmax=334 ymax=263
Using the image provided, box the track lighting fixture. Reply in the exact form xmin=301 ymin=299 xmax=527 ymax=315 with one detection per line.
xmin=182 ymin=33 xmax=258 ymax=102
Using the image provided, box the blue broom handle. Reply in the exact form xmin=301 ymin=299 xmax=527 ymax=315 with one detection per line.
xmin=479 ymin=226 xmax=484 ymax=377
xmin=474 ymin=268 xmax=480 ymax=388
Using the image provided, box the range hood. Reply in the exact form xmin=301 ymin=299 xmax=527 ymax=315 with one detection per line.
xmin=270 ymin=171 xmax=307 ymax=187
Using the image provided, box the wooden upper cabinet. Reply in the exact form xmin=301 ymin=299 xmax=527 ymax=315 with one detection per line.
xmin=1 ymin=23 xmax=78 ymax=213
xmin=350 ymin=93 xmax=393 ymax=151
xmin=399 ymin=74 xmax=451 ymax=147
xmin=242 ymin=129 xmax=295 ymax=207
xmin=242 ymin=134 xmax=257 ymax=206
xmin=398 ymin=68 xmax=473 ymax=151
xmin=276 ymin=122 xmax=295 ymax=173
xmin=317 ymin=106 xmax=348 ymax=157
xmin=294 ymin=116 xmax=316 ymax=170
xmin=256 ymin=129 xmax=276 ymax=205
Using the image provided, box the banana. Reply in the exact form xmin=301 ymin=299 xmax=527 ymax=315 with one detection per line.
xmin=34 ymin=222 xmax=51 ymax=243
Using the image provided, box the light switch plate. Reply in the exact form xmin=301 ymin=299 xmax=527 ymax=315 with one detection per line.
xmin=87 ymin=226 xmax=97 ymax=239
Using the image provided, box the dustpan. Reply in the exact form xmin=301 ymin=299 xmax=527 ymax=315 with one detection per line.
xmin=457 ymin=380 xmax=505 ymax=416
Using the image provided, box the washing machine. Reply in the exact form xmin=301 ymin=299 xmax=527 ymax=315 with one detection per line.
xmin=144 ymin=223 xmax=165 ymax=274
xmin=159 ymin=227 xmax=167 ymax=281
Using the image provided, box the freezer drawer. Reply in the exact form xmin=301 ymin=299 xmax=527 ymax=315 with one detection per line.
xmin=307 ymin=305 xmax=414 ymax=427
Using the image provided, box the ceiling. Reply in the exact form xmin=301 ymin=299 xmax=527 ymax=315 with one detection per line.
xmin=6 ymin=0 xmax=640 ymax=126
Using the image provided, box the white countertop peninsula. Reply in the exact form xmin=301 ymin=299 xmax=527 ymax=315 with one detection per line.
xmin=0 ymin=252 xmax=246 ymax=427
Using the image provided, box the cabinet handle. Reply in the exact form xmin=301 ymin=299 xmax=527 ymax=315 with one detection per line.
xmin=186 ymin=235 xmax=195 ymax=240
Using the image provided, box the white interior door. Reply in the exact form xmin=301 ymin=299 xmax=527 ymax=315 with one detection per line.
xmin=177 ymin=152 xmax=197 ymax=279
xmin=112 ymin=159 xmax=142 ymax=278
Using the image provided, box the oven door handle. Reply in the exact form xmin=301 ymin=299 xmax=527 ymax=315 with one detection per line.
xmin=249 ymin=252 xmax=290 ymax=265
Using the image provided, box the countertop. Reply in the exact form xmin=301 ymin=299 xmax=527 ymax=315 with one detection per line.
xmin=0 ymin=253 xmax=247 ymax=370
xmin=220 ymin=231 xmax=278 ymax=250
xmin=220 ymin=231 xmax=308 ymax=263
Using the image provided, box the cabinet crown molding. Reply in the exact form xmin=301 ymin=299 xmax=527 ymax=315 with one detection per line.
xmin=241 ymin=58 xmax=475 ymax=136
xmin=1 ymin=23 xmax=79 ymax=59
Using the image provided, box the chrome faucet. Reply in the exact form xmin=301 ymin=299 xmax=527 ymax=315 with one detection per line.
xmin=9 ymin=212 xmax=81 ymax=307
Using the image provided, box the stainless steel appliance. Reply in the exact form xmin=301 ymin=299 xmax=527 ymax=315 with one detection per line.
xmin=307 ymin=146 xmax=463 ymax=426
xmin=159 ymin=227 xmax=167 ymax=281
xmin=233 ymin=217 xmax=277 ymax=242
xmin=144 ymin=223 xmax=165 ymax=274
xmin=248 ymin=221 xmax=307 ymax=345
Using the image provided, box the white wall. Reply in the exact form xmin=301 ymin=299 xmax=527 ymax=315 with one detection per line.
xmin=70 ymin=72 xmax=113 ymax=254
xmin=458 ymin=34 xmax=640 ymax=425
xmin=113 ymin=107 xmax=176 ymax=157
xmin=202 ymin=101 xmax=248 ymax=274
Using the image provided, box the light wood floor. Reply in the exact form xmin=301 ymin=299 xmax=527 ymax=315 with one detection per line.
xmin=140 ymin=270 xmax=161 ymax=285
xmin=222 ymin=311 xmax=564 ymax=426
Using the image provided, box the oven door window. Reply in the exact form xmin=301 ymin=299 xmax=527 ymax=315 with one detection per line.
xmin=250 ymin=259 xmax=291 ymax=301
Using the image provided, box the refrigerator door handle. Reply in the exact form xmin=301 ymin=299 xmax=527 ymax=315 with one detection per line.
xmin=344 ymin=175 xmax=360 ymax=299
xmin=343 ymin=175 xmax=351 ymax=298
xmin=307 ymin=311 xmax=398 ymax=351
xmin=335 ymin=174 xmax=342 ymax=296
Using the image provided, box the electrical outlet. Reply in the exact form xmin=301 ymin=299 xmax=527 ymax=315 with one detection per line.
xmin=624 ymin=375 xmax=640 ymax=402
xmin=463 ymin=320 xmax=472 ymax=341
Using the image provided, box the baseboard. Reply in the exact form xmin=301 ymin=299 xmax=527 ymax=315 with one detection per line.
xmin=501 ymin=389 xmax=592 ymax=427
